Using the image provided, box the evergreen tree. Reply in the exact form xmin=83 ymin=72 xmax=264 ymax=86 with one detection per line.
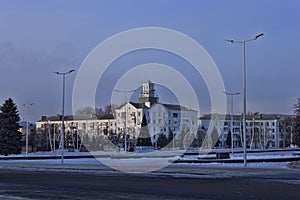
xmin=211 ymin=127 xmax=220 ymax=148
xmin=192 ymin=127 xmax=207 ymax=148
xmin=225 ymin=130 xmax=232 ymax=147
xmin=167 ymin=128 xmax=173 ymax=144
xmin=156 ymin=133 xmax=168 ymax=149
xmin=136 ymin=114 xmax=152 ymax=146
xmin=0 ymin=98 xmax=22 ymax=155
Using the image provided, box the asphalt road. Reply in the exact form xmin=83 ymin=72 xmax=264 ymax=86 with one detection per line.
xmin=0 ymin=169 xmax=299 ymax=200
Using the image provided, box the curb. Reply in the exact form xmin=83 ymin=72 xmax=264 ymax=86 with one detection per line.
xmin=171 ymin=157 xmax=300 ymax=164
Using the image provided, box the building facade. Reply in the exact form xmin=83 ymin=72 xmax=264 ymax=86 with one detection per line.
xmin=114 ymin=80 xmax=198 ymax=144
xmin=36 ymin=80 xmax=198 ymax=151
xmin=199 ymin=113 xmax=291 ymax=148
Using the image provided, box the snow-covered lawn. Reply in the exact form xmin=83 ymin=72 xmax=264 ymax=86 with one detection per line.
xmin=0 ymin=149 xmax=185 ymax=158
xmin=0 ymin=149 xmax=299 ymax=173
xmin=180 ymin=150 xmax=300 ymax=160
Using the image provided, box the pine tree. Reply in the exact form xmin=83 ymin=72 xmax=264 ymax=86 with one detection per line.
xmin=0 ymin=98 xmax=22 ymax=155
xmin=167 ymin=128 xmax=173 ymax=144
xmin=225 ymin=130 xmax=232 ymax=147
xmin=211 ymin=127 xmax=220 ymax=148
xmin=192 ymin=127 xmax=207 ymax=148
xmin=156 ymin=133 xmax=168 ymax=149
xmin=136 ymin=114 xmax=152 ymax=146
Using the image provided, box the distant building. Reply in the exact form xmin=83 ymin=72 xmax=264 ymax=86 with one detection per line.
xmin=199 ymin=113 xmax=291 ymax=148
xmin=36 ymin=80 xmax=198 ymax=150
xmin=114 ymin=80 xmax=198 ymax=144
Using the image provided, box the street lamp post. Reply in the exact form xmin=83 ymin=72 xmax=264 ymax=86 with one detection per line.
xmin=226 ymin=33 xmax=264 ymax=167
xmin=113 ymin=89 xmax=136 ymax=152
xmin=224 ymin=92 xmax=240 ymax=154
xmin=54 ymin=69 xmax=75 ymax=164
xmin=23 ymin=103 xmax=33 ymax=157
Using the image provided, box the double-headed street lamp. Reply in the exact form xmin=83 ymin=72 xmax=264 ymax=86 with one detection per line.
xmin=226 ymin=33 xmax=264 ymax=167
xmin=23 ymin=103 xmax=33 ymax=157
xmin=224 ymin=92 xmax=240 ymax=154
xmin=54 ymin=69 xmax=75 ymax=164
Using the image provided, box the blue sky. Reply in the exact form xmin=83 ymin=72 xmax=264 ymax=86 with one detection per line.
xmin=0 ymin=0 xmax=299 ymax=121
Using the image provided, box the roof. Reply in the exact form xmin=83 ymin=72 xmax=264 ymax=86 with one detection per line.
xmin=129 ymin=102 xmax=145 ymax=109
xmin=117 ymin=102 xmax=196 ymax=112
xmin=162 ymin=104 xmax=192 ymax=111
xmin=116 ymin=102 xmax=145 ymax=110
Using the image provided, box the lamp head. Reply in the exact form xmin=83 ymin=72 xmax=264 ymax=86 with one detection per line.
xmin=225 ymin=39 xmax=234 ymax=44
xmin=254 ymin=33 xmax=264 ymax=40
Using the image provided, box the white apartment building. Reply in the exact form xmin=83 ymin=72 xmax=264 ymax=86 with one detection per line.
xmin=199 ymin=113 xmax=289 ymax=148
xmin=36 ymin=115 xmax=117 ymax=150
xmin=36 ymin=80 xmax=198 ymax=150
xmin=114 ymin=80 xmax=198 ymax=144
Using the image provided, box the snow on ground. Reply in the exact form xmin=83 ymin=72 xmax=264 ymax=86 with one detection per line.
xmin=0 ymin=149 xmax=299 ymax=173
xmin=0 ymin=156 xmax=292 ymax=171
xmin=181 ymin=150 xmax=300 ymax=160
xmin=1 ymin=156 xmax=300 ymax=180
xmin=176 ymin=161 xmax=290 ymax=169
xmin=0 ymin=149 xmax=185 ymax=158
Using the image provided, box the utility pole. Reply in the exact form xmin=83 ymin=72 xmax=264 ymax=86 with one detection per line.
xmin=23 ymin=103 xmax=33 ymax=157
xmin=226 ymin=33 xmax=264 ymax=167
xmin=54 ymin=69 xmax=75 ymax=163
xmin=113 ymin=89 xmax=136 ymax=152
xmin=224 ymin=92 xmax=240 ymax=153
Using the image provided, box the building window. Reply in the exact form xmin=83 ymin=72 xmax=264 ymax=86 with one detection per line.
xmin=173 ymin=113 xmax=178 ymax=118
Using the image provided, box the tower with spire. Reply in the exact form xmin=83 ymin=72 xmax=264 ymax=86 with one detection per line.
xmin=138 ymin=80 xmax=159 ymax=107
